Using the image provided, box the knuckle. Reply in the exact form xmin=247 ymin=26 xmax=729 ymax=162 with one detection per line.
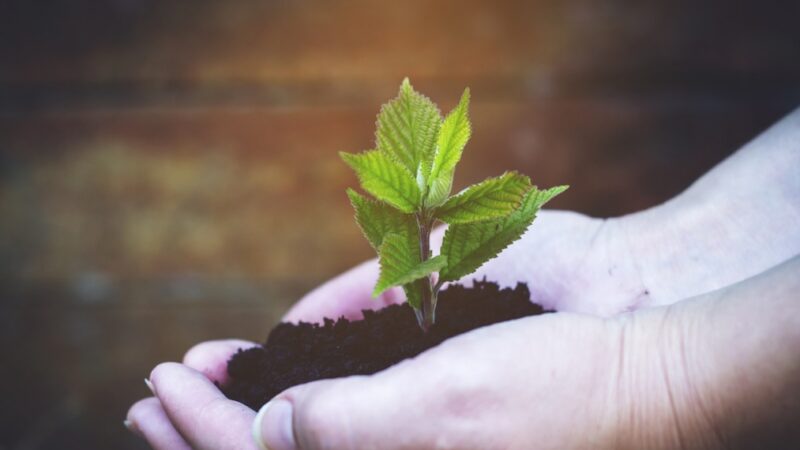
xmin=182 ymin=342 xmax=210 ymax=366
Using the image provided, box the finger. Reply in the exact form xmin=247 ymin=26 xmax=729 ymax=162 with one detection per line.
xmin=253 ymin=318 xmax=525 ymax=450
xmin=183 ymin=339 xmax=258 ymax=385
xmin=256 ymin=377 xmax=425 ymax=450
xmin=126 ymin=397 xmax=193 ymax=450
xmin=254 ymin=312 xmax=612 ymax=450
xmin=253 ymin=348 xmax=473 ymax=450
xmin=150 ymin=362 xmax=259 ymax=450
xmin=282 ymin=259 xmax=405 ymax=323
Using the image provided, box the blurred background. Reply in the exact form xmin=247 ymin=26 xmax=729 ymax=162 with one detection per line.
xmin=1 ymin=0 xmax=798 ymax=448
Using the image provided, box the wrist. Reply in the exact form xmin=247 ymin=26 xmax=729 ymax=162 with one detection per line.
xmin=604 ymin=306 xmax=725 ymax=450
xmin=613 ymin=108 xmax=800 ymax=308
xmin=615 ymin=182 xmax=800 ymax=308
xmin=609 ymin=257 xmax=800 ymax=449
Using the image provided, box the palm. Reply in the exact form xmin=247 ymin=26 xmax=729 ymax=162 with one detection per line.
xmin=468 ymin=210 xmax=645 ymax=316
xmin=286 ymin=209 xmax=650 ymax=324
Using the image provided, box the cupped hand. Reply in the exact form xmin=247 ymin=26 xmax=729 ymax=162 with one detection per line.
xmin=122 ymin=207 xmax=780 ymax=450
xmin=127 ymin=307 xmax=636 ymax=449
xmin=123 ymin=209 xmax=627 ymax=450
xmin=124 ymin=204 xmax=796 ymax=449
xmin=126 ymin=256 xmax=800 ymax=449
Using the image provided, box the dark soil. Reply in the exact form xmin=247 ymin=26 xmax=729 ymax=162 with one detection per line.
xmin=223 ymin=281 xmax=548 ymax=410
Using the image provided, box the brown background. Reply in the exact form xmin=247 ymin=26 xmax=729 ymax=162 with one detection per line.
xmin=1 ymin=1 xmax=799 ymax=448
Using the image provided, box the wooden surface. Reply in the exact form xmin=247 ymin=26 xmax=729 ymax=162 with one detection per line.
xmin=1 ymin=1 xmax=799 ymax=448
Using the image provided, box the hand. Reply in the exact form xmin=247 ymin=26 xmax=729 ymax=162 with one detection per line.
xmin=128 ymin=308 xmax=624 ymax=449
xmin=126 ymin=256 xmax=800 ymax=449
xmin=121 ymin=208 xmax=628 ymax=450
xmin=126 ymin=339 xmax=259 ymax=450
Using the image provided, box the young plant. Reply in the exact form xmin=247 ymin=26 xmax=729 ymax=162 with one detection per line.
xmin=341 ymin=78 xmax=567 ymax=331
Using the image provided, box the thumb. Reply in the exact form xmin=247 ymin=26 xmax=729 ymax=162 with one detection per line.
xmin=251 ymin=344 xmax=471 ymax=450
xmin=251 ymin=375 xmax=415 ymax=450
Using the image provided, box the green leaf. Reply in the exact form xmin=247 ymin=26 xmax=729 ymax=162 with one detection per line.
xmin=346 ymin=189 xmax=416 ymax=251
xmin=373 ymin=232 xmax=447 ymax=297
xmin=345 ymin=193 xmax=426 ymax=306
xmin=427 ymin=88 xmax=471 ymax=206
xmin=435 ymin=171 xmax=532 ymax=224
xmin=340 ymin=150 xmax=421 ymax=213
xmin=439 ymin=185 xmax=568 ymax=281
xmin=402 ymin=280 xmax=426 ymax=310
xmin=424 ymin=171 xmax=454 ymax=209
xmin=375 ymin=78 xmax=441 ymax=182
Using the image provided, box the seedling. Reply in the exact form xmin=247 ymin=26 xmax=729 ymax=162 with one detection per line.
xmin=341 ymin=78 xmax=567 ymax=331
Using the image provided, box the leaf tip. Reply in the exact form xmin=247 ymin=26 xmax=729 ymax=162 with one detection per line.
xmin=400 ymin=77 xmax=412 ymax=93
xmin=345 ymin=187 xmax=360 ymax=201
xmin=460 ymin=87 xmax=471 ymax=105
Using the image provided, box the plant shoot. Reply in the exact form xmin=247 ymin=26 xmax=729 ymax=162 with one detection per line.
xmin=341 ymin=78 xmax=567 ymax=331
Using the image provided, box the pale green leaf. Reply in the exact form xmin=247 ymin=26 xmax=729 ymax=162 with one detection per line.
xmin=373 ymin=232 xmax=447 ymax=297
xmin=346 ymin=188 xmax=416 ymax=252
xmin=439 ymin=185 xmax=568 ymax=281
xmin=435 ymin=171 xmax=532 ymax=224
xmin=340 ymin=150 xmax=421 ymax=213
xmin=427 ymin=88 xmax=471 ymax=205
xmin=375 ymin=78 xmax=441 ymax=182
xmin=424 ymin=170 xmax=454 ymax=208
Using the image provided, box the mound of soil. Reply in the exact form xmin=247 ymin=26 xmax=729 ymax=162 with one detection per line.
xmin=224 ymin=281 xmax=548 ymax=410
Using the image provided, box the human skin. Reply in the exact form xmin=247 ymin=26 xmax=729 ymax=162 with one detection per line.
xmin=126 ymin=108 xmax=800 ymax=449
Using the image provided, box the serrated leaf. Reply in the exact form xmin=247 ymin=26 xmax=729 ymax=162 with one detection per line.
xmin=435 ymin=171 xmax=532 ymax=224
xmin=346 ymin=188 xmax=416 ymax=251
xmin=427 ymin=88 xmax=471 ymax=206
xmin=373 ymin=232 xmax=447 ymax=297
xmin=424 ymin=170 xmax=455 ymax=209
xmin=345 ymin=193 xmax=425 ymax=306
xmin=402 ymin=280 xmax=426 ymax=310
xmin=376 ymin=78 xmax=442 ymax=182
xmin=340 ymin=150 xmax=421 ymax=213
xmin=439 ymin=185 xmax=568 ymax=281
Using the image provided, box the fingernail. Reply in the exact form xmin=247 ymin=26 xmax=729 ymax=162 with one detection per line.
xmin=253 ymin=399 xmax=296 ymax=450
xmin=144 ymin=378 xmax=156 ymax=395
xmin=123 ymin=419 xmax=140 ymax=436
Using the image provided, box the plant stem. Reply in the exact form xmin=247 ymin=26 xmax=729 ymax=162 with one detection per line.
xmin=433 ymin=278 xmax=445 ymax=296
xmin=415 ymin=213 xmax=436 ymax=332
